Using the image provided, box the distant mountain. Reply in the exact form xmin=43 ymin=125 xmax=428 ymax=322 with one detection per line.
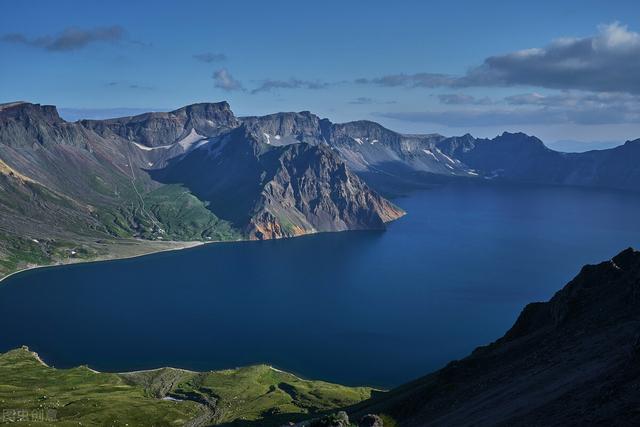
xmin=240 ymin=112 xmax=640 ymax=193
xmin=437 ymin=132 xmax=640 ymax=191
xmin=240 ymin=112 xmax=472 ymax=183
xmin=0 ymin=101 xmax=403 ymax=277
xmin=350 ymin=247 xmax=640 ymax=426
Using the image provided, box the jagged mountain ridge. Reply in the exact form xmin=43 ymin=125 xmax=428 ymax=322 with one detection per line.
xmin=0 ymin=101 xmax=404 ymax=262
xmin=350 ymin=247 xmax=640 ymax=426
xmin=237 ymin=111 xmax=640 ymax=192
xmin=240 ymin=112 xmax=469 ymax=180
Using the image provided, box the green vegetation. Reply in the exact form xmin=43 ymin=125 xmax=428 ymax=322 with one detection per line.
xmin=94 ymin=185 xmax=242 ymax=242
xmin=0 ymin=348 xmax=201 ymax=426
xmin=0 ymin=348 xmax=374 ymax=426
xmin=0 ymin=233 xmax=100 ymax=279
xmin=143 ymin=185 xmax=241 ymax=241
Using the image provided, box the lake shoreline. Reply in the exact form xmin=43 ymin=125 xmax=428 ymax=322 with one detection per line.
xmin=0 ymin=220 xmax=401 ymax=284
xmin=0 ymin=239 xmax=210 ymax=284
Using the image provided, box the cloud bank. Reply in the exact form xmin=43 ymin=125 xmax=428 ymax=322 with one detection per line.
xmin=361 ymin=22 xmax=640 ymax=95
xmin=378 ymin=90 xmax=640 ymax=127
xmin=251 ymin=78 xmax=329 ymax=94
xmin=1 ymin=26 xmax=125 ymax=51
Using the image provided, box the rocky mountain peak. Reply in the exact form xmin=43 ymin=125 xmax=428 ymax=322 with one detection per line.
xmin=240 ymin=111 xmax=328 ymax=146
xmin=0 ymin=101 xmax=63 ymax=124
xmin=171 ymin=101 xmax=237 ymax=124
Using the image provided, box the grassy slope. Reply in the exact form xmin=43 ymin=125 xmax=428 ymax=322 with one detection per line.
xmin=0 ymin=348 xmax=373 ymax=426
xmin=0 ymin=179 xmax=242 ymax=280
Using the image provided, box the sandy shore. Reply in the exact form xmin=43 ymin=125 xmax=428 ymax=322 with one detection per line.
xmin=0 ymin=239 xmax=213 ymax=284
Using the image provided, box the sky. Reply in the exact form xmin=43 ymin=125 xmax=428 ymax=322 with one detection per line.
xmin=2 ymin=0 xmax=640 ymax=148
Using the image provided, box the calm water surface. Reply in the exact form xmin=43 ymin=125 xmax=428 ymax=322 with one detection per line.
xmin=2 ymin=182 xmax=640 ymax=387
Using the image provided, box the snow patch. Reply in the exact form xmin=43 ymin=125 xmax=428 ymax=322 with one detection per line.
xmin=422 ymin=149 xmax=437 ymax=159
xmin=435 ymin=148 xmax=457 ymax=164
xmin=132 ymin=141 xmax=172 ymax=151
xmin=177 ymin=128 xmax=207 ymax=151
xmin=353 ymin=137 xmax=364 ymax=145
xmin=274 ymin=135 xmax=281 ymax=140
xmin=263 ymin=133 xmax=271 ymax=144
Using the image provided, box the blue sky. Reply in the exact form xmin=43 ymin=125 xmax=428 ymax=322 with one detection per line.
xmin=2 ymin=0 xmax=640 ymax=146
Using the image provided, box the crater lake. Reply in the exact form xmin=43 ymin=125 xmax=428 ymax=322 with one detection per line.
xmin=2 ymin=182 xmax=640 ymax=387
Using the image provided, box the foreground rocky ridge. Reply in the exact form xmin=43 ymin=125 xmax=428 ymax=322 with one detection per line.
xmin=349 ymin=247 xmax=640 ymax=426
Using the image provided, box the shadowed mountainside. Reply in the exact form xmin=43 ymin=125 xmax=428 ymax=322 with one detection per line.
xmin=348 ymin=247 xmax=640 ymax=426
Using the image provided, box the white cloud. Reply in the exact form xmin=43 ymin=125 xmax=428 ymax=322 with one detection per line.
xmin=213 ymin=69 xmax=244 ymax=92
xmin=360 ymin=22 xmax=640 ymax=94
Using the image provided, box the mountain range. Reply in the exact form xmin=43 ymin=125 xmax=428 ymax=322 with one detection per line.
xmin=1 ymin=100 xmax=640 ymax=278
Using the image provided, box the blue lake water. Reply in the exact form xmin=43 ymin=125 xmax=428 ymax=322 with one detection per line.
xmin=2 ymin=182 xmax=640 ymax=387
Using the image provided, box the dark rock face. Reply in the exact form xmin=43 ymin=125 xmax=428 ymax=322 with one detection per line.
xmin=309 ymin=411 xmax=351 ymax=427
xmin=352 ymin=248 xmax=640 ymax=426
xmin=241 ymin=111 xmax=329 ymax=147
xmin=247 ymin=142 xmax=404 ymax=239
xmin=359 ymin=414 xmax=384 ymax=427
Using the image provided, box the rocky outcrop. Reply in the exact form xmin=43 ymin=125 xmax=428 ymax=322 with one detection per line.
xmin=241 ymin=111 xmax=330 ymax=146
xmin=247 ymin=142 xmax=405 ymax=239
xmin=352 ymin=248 xmax=640 ymax=426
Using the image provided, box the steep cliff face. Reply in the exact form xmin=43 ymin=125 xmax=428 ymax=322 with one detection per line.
xmin=241 ymin=111 xmax=330 ymax=147
xmin=81 ymin=102 xmax=239 ymax=148
xmin=247 ymin=142 xmax=405 ymax=239
xmin=352 ymin=248 xmax=640 ymax=426
xmin=153 ymin=126 xmax=404 ymax=240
